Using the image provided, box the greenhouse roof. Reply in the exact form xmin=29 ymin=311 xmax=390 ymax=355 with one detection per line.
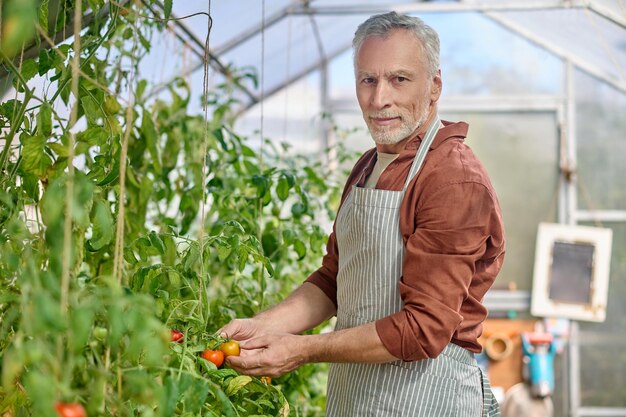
xmin=159 ymin=0 xmax=626 ymax=110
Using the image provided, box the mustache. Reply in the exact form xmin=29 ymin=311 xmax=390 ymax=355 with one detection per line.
xmin=368 ymin=111 xmax=402 ymax=119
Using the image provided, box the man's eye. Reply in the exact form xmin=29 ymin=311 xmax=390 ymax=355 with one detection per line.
xmin=396 ymin=76 xmax=408 ymax=82
xmin=362 ymin=77 xmax=375 ymax=84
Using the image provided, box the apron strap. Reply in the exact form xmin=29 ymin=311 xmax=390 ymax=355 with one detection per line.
xmin=403 ymin=115 xmax=441 ymax=191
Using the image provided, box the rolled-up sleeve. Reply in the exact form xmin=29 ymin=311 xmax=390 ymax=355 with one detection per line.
xmin=375 ymin=181 xmax=501 ymax=361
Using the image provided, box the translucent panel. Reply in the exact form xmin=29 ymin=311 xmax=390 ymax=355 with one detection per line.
xmin=579 ymin=222 xmax=626 ymax=334
xmin=579 ymin=343 xmax=626 ymax=406
xmin=577 ymin=222 xmax=626 ymax=406
xmin=576 ymin=70 xmax=626 ymax=210
xmin=327 ymin=12 xmax=564 ymax=99
xmin=221 ymin=14 xmax=352 ymax=103
xmin=174 ymin=0 xmax=293 ymax=52
xmin=444 ymin=112 xmax=560 ymax=290
xmin=136 ymin=29 xmax=191 ymax=90
xmin=234 ymin=72 xmax=323 ymax=156
xmin=431 ymin=13 xmax=563 ymax=95
xmin=496 ymin=9 xmax=626 ymax=85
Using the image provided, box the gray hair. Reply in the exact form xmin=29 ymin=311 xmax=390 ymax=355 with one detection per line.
xmin=352 ymin=12 xmax=440 ymax=76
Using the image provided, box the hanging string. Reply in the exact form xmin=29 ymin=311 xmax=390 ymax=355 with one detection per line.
xmin=577 ymin=176 xmax=605 ymax=228
xmin=112 ymin=7 xmax=139 ymax=286
xmin=198 ymin=0 xmax=213 ymax=322
xmin=60 ymin=0 xmax=82 ymax=316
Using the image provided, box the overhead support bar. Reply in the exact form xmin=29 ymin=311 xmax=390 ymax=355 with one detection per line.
xmin=574 ymin=210 xmax=626 ymax=222
xmin=587 ymin=1 xmax=626 ymax=30
xmin=290 ymin=1 xmax=585 ymax=15
xmin=484 ymin=11 xmax=626 ymax=94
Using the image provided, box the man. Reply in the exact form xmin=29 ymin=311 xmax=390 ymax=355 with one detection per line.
xmin=221 ymin=11 xmax=505 ymax=417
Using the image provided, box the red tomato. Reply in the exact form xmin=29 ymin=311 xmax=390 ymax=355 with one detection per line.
xmin=170 ymin=329 xmax=184 ymax=343
xmin=201 ymin=349 xmax=224 ymax=367
xmin=55 ymin=402 xmax=86 ymax=417
xmin=219 ymin=340 xmax=240 ymax=357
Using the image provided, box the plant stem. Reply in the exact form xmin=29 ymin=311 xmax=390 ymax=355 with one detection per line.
xmin=0 ymin=51 xmax=34 ymax=174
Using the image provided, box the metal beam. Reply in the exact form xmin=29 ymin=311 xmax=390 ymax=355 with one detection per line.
xmin=578 ymin=407 xmax=626 ymax=417
xmin=588 ymin=0 xmax=626 ymax=30
xmin=484 ymin=11 xmax=626 ymax=94
xmin=290 ymin=0 xmax=585 ymax=15
xmin=483 ymin=289 xmax=531 ymax=312
xmin=575 ymin=210 xmax=626 ymax=222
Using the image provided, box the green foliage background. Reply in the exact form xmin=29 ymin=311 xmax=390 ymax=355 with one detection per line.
xmin=0 ymin=1 xmax=352 ymax=415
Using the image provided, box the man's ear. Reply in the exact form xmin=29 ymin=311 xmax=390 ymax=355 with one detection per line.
xmin=431 ymin=69 xmax=442 ymax=103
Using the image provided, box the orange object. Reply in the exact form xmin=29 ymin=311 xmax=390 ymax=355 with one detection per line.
xmin=201 ymin=349 xmax=225 ymax=367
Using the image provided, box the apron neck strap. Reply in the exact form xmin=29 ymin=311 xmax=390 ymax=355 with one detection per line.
xmin=403 ymin=115 xmax=441 ymax=190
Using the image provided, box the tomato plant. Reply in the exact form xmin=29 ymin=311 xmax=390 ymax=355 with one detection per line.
xmin=201 ymin=349 xmax=225 ymax=368
xmin=0 ymin=1 xmax=351 ymax=416
xmin=220 ymin=340 xmax=240 ymax=357
xmin=55 ymin=403 xmax=87 ymax=417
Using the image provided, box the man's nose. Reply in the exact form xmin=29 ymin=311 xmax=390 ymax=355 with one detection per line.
xmin=371 ymin=81 xmax=392 ymax=110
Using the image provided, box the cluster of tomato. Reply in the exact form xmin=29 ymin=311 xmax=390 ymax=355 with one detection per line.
xmin=54 ymin=330 xmax=241 ymax=417
xmin=169 ymin=329 xmax=240 ymax=367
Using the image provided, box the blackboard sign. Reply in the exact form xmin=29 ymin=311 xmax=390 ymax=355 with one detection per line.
xmin=548 ymin=241 xmax=594 ymax=305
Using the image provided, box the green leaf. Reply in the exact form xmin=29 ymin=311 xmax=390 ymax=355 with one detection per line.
xmin=251 ymin=175 xmax=269 ymax=199
xmin=20 ymin=133 xmax=51 ymax=177
xmin=47 ymin=142 xmax=68 ymax=157
xmin=148 ymin=231 xmax=166 ymax=255
xmin=142 ymin=111 xmax=162 ymax=174
xmin=80 ymin=94 xmax=101 ymax=126
xmin=291 ymin=202 xmax=306 ymax=218
xmin=217 ymin=245 xmax=232 ymax=262
xmin=182 ymin=379 xmax=210 ymax=413
xmin=17 ymin=59 xmax=39 ymax=85
xmin=70 ymin=306 xmax=94 ymax=353
xmin=136 ymin=79 xmax=148 ymax=102
xmin=88 ymin=199 xmax=113 ymax=250
xmin=38 ymin=0 xmax=49 ymax=34
xmin=36 ymin=102 xmax=52 ymax=137
xmin=276 ymin=176 xmax=290 ymax=201
xmin=76 ymin=126 xmax=110 ymax=146
xmin=293 ymin=240 xmax=306 ymax=260
xmin=226 ymin=375 xmax=252 ymax=396
xmin=164 ymin=0 xmax=173 ymax=19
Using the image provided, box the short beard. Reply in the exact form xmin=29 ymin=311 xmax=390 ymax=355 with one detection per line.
xmin=368 ymin=107 xmax=429 ymax=146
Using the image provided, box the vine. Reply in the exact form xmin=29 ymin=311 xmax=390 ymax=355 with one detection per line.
xmin=0 ymin=1 xmax=352 ymax=416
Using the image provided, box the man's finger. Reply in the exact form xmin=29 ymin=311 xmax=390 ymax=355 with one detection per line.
xmin=239 ymin=335 xmax=270 ymax=350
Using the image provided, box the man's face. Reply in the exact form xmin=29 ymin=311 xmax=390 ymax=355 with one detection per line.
xmin=355 ymin=29 xmax=441 ymax=146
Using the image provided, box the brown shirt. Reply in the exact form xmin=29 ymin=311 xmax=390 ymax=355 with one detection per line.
xmin=305 ymin=120 xmax=506 ymax=361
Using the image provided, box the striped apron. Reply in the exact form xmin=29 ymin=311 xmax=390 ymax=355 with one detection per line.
xmin=326 ymin=117 xmax=501 ymax=417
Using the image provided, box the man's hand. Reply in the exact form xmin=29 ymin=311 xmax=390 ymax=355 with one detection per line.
xmin=226 ymin=333 xmax=308 ymax=378
xmin=218 ymin=318 xmax=265 ymax=343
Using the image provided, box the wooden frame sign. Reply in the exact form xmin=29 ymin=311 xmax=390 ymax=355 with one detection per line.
xmin=531 ymin=222 xmax=612 ymax=322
